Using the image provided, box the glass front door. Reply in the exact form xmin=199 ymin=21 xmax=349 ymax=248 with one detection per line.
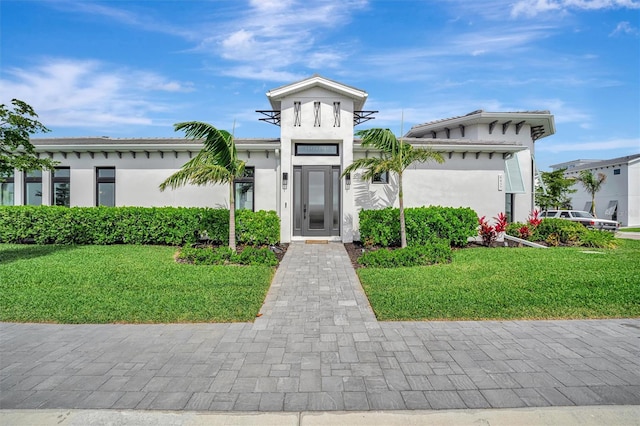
xmin=293 ymin=166 xmax=340 ymax=237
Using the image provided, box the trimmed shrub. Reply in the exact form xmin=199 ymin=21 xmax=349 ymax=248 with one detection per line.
xmin=533 ymin=218 xmax=585 ymax=245
xmin=579 ymin=229 xmax=618 ymax=249
xmin=359 ymin=206 xmax=477 ymax=248
xmin=177 ymin=245 xmax=277 ymax=266
xmin=358 ymin=240 xmax=452 ymax=268
xmin=0 ymin=206 xmax=279 ymax=246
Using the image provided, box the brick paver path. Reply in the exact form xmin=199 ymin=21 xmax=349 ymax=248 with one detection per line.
xmin=1 ymin=243 xmax=639 ymax=411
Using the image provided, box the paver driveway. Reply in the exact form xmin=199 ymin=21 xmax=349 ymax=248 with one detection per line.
xmin=1 ymin=242 xmax=639 ymax=411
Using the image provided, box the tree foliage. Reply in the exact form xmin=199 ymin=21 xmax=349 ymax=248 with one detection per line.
xmin=0 ymin=99 xmax=55 ymax=178
xmin=574 ymin=170 xmax=607 ymax=217
xmin=159 ymin=121 xmax=245 ymax=252
xmin=536 ymin=168 xmax=576 ymax=211
xmin=343 ymin=128 xmax=444 ymax=248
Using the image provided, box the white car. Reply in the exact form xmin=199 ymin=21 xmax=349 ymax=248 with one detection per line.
xmin=540 ymin=210 xmax=619 ymax=231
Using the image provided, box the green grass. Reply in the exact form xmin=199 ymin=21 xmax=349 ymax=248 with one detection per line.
xmin=619 ymin=227 xmax=640 ymax=232
xmin=358 ymin=239 xmax=640 ymax=321
xmin=0 ymin=244 xmax=274 ymax=323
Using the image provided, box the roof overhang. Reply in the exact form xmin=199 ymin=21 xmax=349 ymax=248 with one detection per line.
xmin=266 ymin=75 xmax=368 ymax=111
xmin=354 ymin=138 xmax=527 ymax=156
xmin=406 ymin=110 xmax=556 ymax=141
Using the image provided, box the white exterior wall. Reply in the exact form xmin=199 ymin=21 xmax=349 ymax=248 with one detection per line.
xmin=351 ymin=151 xmax=513 ymax=233
xmin=20 ymin=150 xmax=278 ymax=211
xmin=277 ymin=87 xmax=357 ymax=243
xmin=565 ymin=160 xmax=639 ymax=226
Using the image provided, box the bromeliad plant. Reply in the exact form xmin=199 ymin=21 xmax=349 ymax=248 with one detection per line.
xmin=478 ymin=216 xmax=497 ymax=246
xmin=478 ymin=213 xmax=507 ymax=246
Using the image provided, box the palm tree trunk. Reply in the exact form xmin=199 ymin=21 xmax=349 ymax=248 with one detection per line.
xmin=229 ymin=181 xmax=237 ymax=252
xmin=399 ymin=172 xmax=407 ymax=248
xmin=591 ymin=193 xmax=596 ymax=217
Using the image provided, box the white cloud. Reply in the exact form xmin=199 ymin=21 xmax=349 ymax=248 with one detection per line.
xmin=610 ymin=21 xmax=640 ymax=36
xmin=511 ymin=0 xmax=640 ymax=17
xmin=201 ymin=0 xmax=368 ymax=80
xmin=538 ymin=137 xmax=640 ymax=152
xmin=0 ymin=58 xmax=192 ymax=129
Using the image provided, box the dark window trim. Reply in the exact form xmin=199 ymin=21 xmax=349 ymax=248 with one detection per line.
xmin=295 ymin=143 xmax=339 ymax=156
xmin=234 ymin=166 xmax=255 ymax=211
xmin=24 ymin=170 xmax=42 ymax=206
xmin=613 ymin=168 xmax=621 ymax=175
xmin=96 ymin=167 xmax=116 ymax=206
xmin=51 ymin=167 xmax=71 ymax=207
xmin=0 ymin=172 xmax=15 ymax=206
xmin=372 ymin=171 xmax=389 ymax=184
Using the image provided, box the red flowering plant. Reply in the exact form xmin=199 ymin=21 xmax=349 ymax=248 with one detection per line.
xmin=528 ymin=209 xmax=542 ymax=228
xmin=493 ymin=212 xmax=508 ymax=234
xmin=518 ymin=225 xmax=532 ymax=239
xmin=478 ymin=216 xmax=497 ymax=246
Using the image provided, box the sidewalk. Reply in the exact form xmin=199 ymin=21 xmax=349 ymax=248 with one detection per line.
xmin=3 ymin=406 xmax=640 ymax=425
xmin=1 ymin=242 xmax=639 ymax=414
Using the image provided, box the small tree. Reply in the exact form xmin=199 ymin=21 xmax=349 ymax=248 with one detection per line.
xmin=1 ymin=99 xmax=56 ymax=178
xmin=536 ymin=168 xmax=576 ymax=211
xmin=343 ymin=128 xmax=444 ymax=248
xmin=159 ymin=122 xmax=245 ymax=252
xmin=574 ymin=170 xmax=606 ymax=217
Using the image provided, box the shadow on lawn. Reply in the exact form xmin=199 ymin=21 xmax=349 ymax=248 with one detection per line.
xmin=0 ymin=244 xmax=79 ymax=265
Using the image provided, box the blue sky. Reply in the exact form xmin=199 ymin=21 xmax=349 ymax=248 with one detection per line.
xmin=1 ymin=0 xmax=638 ymax=170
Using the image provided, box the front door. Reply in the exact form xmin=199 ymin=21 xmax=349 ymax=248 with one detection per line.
xmin=293 ymin=166 xmax=340 ymax=237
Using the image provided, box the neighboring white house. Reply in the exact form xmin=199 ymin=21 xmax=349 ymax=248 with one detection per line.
xmin=1 ymin=75 xmax=556 ymax=242
xmin=551 ymin=154 xmax=640 ymax=227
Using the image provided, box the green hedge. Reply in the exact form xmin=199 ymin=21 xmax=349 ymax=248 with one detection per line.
xmin=177 ymin=245 xmax=278 ymax=266
xmin=359 ymin=206 xmax=478 ymax=247
xmin=358 ymin=240 xmax=453 ymax=268
xmin=0 ymin=206 xmax=279 ymax=246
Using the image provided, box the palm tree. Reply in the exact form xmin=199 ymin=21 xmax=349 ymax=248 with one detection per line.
xmin=343 ymin=128 xmax=444 ymax=248
xmin=574 ymin=170 xmax=606 ymax=217
xmin=159 ymin=121 xmax=245 ymax=252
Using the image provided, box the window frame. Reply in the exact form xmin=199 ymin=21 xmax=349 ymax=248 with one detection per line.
xmin=234 ymin=166 xmax=255 ymax=211
xmin=372 ymin=171 xmax=389 ymax=184
xmin=295 ymin=143 xmax=339 ymax=156
xmin=51 ymin=167 xmax=71 ymax=207
xmin=0 ymin=173 xmax=14 ymax=206
xmin=24 ymin=170 xmax=43 ymax=206
xmin=96 ymin=167 xmax=116 ymax=207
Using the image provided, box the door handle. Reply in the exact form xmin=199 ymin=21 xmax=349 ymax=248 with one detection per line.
xmin=303 ymin=204 xmax=307 ymax=219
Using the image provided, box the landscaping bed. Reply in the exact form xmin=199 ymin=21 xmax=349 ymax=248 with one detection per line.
xmin=352 ymin=238 xmax=640 ymax=321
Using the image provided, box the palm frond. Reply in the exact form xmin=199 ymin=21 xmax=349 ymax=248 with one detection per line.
xmin=355 ymin=128 xmax=401 ymax=154
xmin=400 ymin=146 xmax=445 ymax=169
xmin=174 ymin=121 xmax=236 ymax=169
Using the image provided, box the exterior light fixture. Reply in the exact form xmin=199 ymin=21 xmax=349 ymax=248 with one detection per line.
xmin=282 ymin=172 xmax=288 ymax=189
xmin=345 ymin=173 xmax=351 ymax=189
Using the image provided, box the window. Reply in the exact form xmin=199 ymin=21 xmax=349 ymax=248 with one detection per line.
xmin=294 ymin=101 xmax=301 ymax=127
xmin=295 ymin=144 xmax=339 ymax=156
xmin=1 ymin=173 xmax=14 ymax=206
xmin=505 ymin=193 xmax=514 ymax=222
xmin=372 ymin=171 xmax=388 ymax=184
xmin=614 ymin=169 xmax=621 ymax=175
xmin=24 ymin=170 xmax=42 ymax=205
xmin=234 ymin=167 xmax=254 ymax=211
xmin=333 ymin=102 xmax=340 ymax=127
xmin=96 ymin=167 xmax=115 ymax=206
xmin=52 ymin=167 xmax=70 ymax=207
xmin=314 ymin=101 xmax=321 ymax=127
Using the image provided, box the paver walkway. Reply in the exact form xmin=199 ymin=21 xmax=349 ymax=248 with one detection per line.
xmin=1 ymin=242 xmax=639 ymax=411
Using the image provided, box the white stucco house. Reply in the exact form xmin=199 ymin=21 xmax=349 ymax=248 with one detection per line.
xmin=551 ymin=154 xmax=640 ymax=227
xmin=1 ymin=75 xmax=556 ymax=242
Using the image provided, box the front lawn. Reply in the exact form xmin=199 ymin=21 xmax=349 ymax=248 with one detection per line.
xmin=0 ymin=244 xmax=274 ymax=323
xmin=358 ymin=239 xmax=640 ymax=320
